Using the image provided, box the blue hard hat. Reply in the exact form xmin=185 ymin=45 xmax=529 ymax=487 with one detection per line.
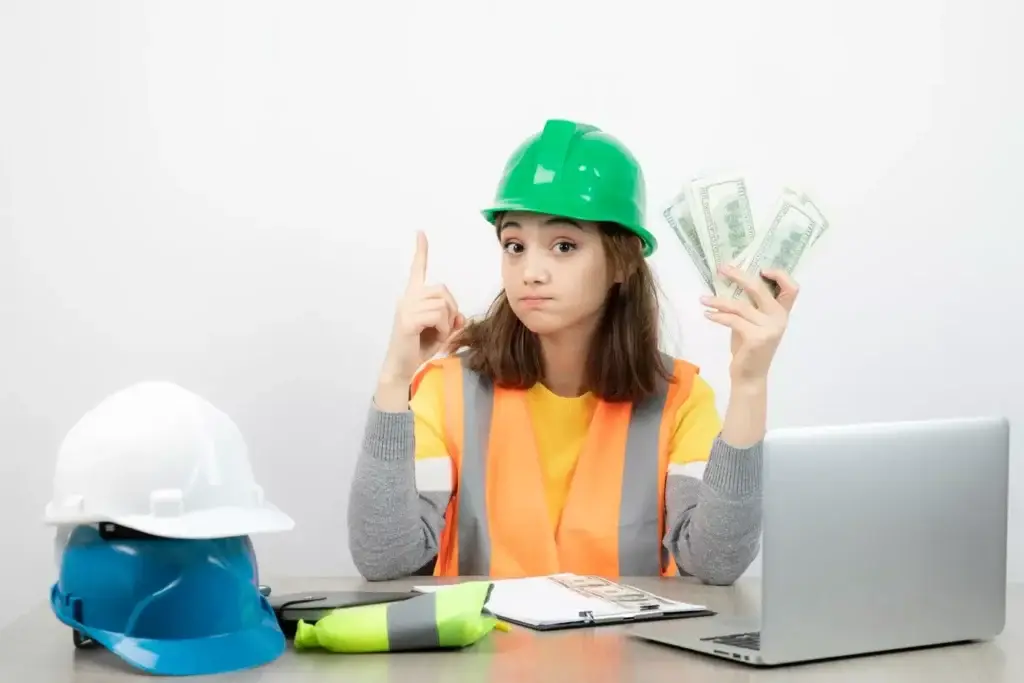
xmin=50 ymin=524 xmax=285 ymax=676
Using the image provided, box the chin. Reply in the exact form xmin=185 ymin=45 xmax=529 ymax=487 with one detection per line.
xmin=520 ymin=320 xmax=566 ymax=336
xmin=512 ymin=307 xmax=574 ymax=336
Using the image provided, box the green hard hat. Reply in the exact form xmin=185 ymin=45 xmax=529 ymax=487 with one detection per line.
xmin=482 ymin=119 xmax=656 ymax=256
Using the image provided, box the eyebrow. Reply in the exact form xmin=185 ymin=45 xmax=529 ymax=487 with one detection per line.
xmin=499 ymin=217 xmax=583 ymax=233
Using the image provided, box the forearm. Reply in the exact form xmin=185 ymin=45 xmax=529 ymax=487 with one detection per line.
xmin=374 ymin=375 xmax=413 ymax=412
xmin=720 ymin=379 xmax=767 ymax=448
xmin=346 ymin=404 xmax=447 ymax=581
xmin=663 ymin=437 xmax=763 ymax=585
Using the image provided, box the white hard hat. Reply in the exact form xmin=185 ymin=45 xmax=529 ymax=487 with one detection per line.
xmin=43 ymin=381 xmax=294 ymax=539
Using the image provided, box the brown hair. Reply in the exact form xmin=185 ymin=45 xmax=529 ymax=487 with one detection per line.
xmin=446 ymin=220 xmax=674 ymax=403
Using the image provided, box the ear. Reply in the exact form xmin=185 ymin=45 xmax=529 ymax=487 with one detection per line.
xmin=612 ymin=258 xmax=635 ymax=285
xmin=614 ymin=235 xmax=644 ymax=284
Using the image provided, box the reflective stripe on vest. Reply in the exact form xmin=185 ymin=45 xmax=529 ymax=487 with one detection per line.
xmin=426 ymin=353 xmax=697 ymax=578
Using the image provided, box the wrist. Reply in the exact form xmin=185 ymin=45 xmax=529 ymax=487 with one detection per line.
xmin=729 ymin=376 xmax=768 ymax=397
xmin=374 ymin=371 xmax=413 ymax=414
xmin=722 ymin=377 xmax=768 ymax=448
xmin=377 ymin=370 xmax=412 ymax=389
xmin=378 ymin=357 xmax=414 ymax=388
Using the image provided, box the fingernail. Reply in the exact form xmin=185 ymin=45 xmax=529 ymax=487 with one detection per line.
xmin=699 ymin=295 xmax=710 ymax=304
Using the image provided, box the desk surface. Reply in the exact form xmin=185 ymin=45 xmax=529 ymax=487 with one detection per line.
xmin=3 ymin=576 xmax=1019 ymax=682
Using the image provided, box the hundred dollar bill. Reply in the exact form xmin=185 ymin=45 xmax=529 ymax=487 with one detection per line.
xmin=730 ymin=186 xmax=825 ymax=269
xmin=661 ymin=187 xmax=714 ymax=293
xmin=727 ymin=192 xmax=824 ymax=303
xmin=782 ymin=186 xmax=829 ymax=247
xmin=552 ymin=575 xmax=677 ymax=610
xmin=689 ymin=175 xmax=757 ymax=294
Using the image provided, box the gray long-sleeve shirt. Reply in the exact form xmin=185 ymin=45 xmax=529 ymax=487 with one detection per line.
xmin=346 ymin=404 xmax=763 ymax=585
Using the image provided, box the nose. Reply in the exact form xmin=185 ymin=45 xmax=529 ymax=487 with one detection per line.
xmin=521 ymin=249 xmax=550 ymax=285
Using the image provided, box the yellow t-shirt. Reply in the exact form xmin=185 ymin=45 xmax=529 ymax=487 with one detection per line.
xmin=410 ymin=362 xmax=723 ymax=529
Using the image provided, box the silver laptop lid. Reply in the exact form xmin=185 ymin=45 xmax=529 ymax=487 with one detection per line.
xmin=760 ymin=415 xmax=1009 ymax=662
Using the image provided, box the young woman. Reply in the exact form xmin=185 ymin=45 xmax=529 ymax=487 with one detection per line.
xmin=347 ymin=119 xmax=799 ymax=585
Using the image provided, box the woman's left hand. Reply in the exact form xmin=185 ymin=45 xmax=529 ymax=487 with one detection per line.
xmin=700 ymin=264 xmax=800 ymax=386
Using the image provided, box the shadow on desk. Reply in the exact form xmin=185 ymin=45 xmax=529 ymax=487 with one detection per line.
xmin=628 ymin=631 xmax=1011 ymax=682
xmin=248 ymin=631 xmax=1012 ymax=683
xmin=7 ymin=577 xmax=1016 ymax=682
xmin=254 ymin=627 xmax=638 ymax=683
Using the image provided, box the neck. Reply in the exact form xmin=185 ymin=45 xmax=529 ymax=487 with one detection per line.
xmin=537 ymin=317 xmax=600 ymax=397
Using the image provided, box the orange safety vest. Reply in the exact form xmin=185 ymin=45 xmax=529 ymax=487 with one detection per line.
xmin=410 ymin=352 xmax=699 ymax=578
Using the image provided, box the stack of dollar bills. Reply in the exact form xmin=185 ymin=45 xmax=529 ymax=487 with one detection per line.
xmin=661 ymin=175 xmax=829 ymax=304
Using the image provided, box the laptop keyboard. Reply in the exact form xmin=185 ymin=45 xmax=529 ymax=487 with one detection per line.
xmin=703 ymin=631 xmax=761 ymax=650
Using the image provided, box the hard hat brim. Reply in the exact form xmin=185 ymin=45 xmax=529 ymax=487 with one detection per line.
xmin=51 ymin=585 xmax=286 ymax=676
xmin=43 ymin=500 xmax=295 ymax=539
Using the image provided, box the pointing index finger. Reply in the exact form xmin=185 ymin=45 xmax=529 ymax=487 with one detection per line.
xmin=407 ymin=231 xmax=428 ymax=290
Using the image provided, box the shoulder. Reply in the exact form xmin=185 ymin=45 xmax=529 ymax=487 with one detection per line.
xmin=410 ymin=358 xmax=445 ymax=399
xmin=682 ymin=370 xmax=717 ymax=405
xmin=657 ymin=354 xmax=721 ymax=464
xmin=409 ymin=353 xmax=475 ymax=429
xmin=657 ymin=352 xmax=712 ymax=400
xmin=655 ymin=352 xmax=720 ymax=421
xmin=408 ymin=357 xmax=463 ymax=464
xmin=410 ymin=353 xmax=468 ymax=397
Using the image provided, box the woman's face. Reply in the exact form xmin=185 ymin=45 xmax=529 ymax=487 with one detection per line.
xmin=498 ymin=211 xmax=615 ymax=336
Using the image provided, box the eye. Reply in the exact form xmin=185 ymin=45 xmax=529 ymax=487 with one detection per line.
xmin=554 ymin=241 xmax=577 ymax=254
xmin=502 ymin=241 xmax=523 ymax=255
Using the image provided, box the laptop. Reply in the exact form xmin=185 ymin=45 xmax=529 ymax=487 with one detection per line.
xmin=630 ymin=415 xmax=1010 ymax=666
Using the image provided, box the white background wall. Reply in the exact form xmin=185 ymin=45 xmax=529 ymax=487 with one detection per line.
xmin=1 ymin=0 xmax=1021 ymax=629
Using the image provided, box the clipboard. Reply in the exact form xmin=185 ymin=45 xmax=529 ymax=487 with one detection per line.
xmin=497 ymin=605 xmax=717 ymax=632
xmin=414 ymin=573 xmax=716 ymax=631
